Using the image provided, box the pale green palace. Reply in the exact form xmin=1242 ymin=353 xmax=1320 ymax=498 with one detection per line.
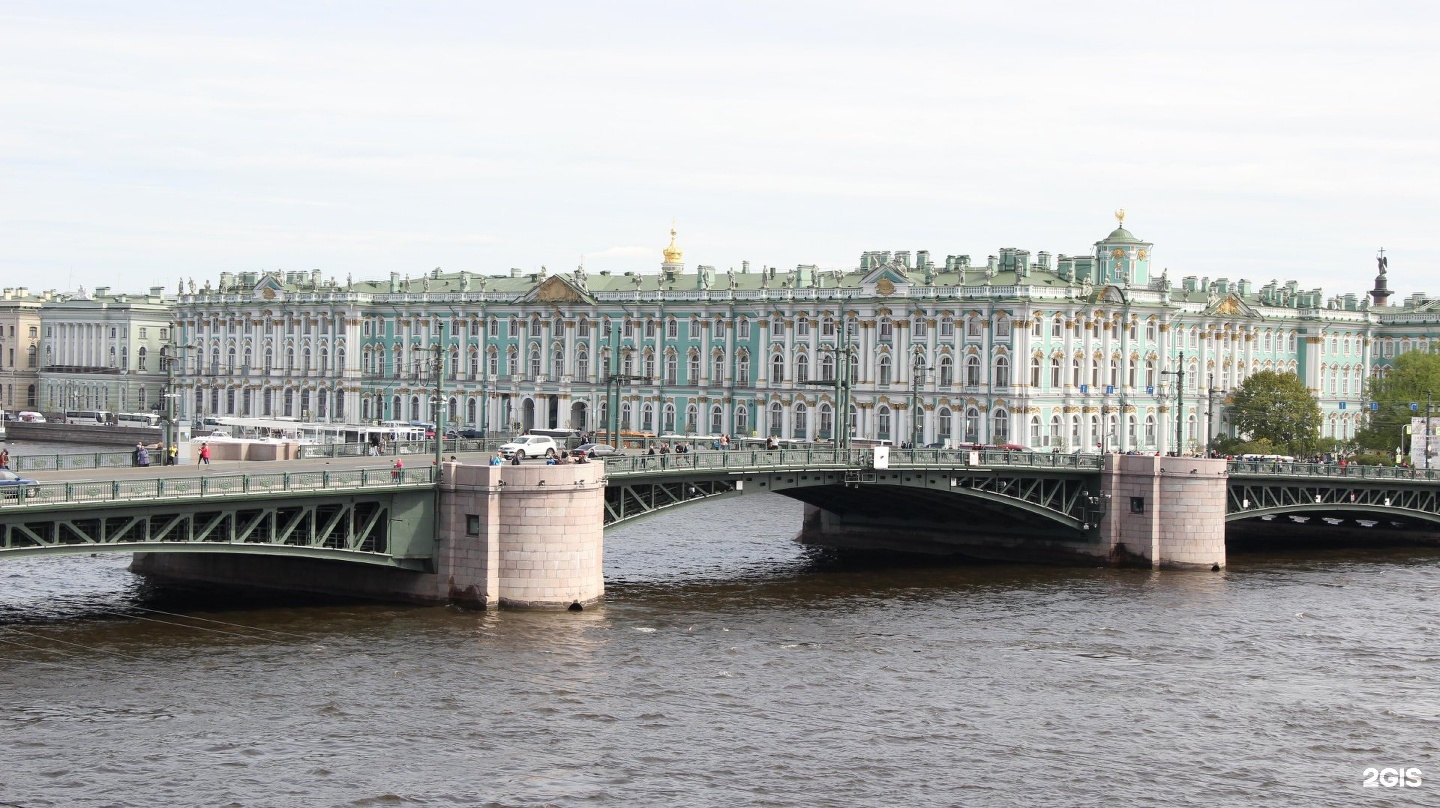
xmin=168 ymin=215 xmax=1435 ymax=453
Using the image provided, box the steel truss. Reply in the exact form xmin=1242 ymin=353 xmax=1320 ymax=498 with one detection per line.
xmin=603 ymin=469 xmax=1102 ymax=530
xmin=1228 ymin=481 xmax=1440 ymax=523
xmin=604 ymin=478 xmax=740 ymax=526
xmin=0 ymin=497 xmax=402 ymax=563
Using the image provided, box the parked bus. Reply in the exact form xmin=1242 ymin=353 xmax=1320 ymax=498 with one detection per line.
xmin=527 ymin=428 xmax=586 ymax=449
xmin=65 ymin=410 xmax=115 ymax=425
xmin=116 ymin=412 xmax=161 ymax=427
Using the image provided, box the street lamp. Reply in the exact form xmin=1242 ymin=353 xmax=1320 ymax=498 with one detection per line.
xmin=603 ymin=323 xmax=646 ymax=451
xmin=1159 ymin=351 xmax=1186 ymax=456
xmin=909 ymin=349 xmax=928 ymax=448
xmin=800 ymin=316 xmax=858 ymax=449
xmin=159 ymin=341 xmax=198 ymax=464
xmin=413 ymin=342 xmax=447 ymax=478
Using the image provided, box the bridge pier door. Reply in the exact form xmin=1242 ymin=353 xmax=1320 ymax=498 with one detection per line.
xmin=1099 ymin=454 xmax=1228 ymax=569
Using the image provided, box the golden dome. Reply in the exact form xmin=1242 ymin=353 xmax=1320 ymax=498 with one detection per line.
xmin=662 ymin=224 xmax=683 ymax=264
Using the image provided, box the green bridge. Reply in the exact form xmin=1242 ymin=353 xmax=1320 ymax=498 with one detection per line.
xmin=3 ymin=450 xmax=1439 ymax=607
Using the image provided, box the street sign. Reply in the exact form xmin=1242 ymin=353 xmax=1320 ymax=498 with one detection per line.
xmin=1370 ymin=402 xmax=1380 ymax=411
xmin=1105 ymin=385 xmax=1115 ymax=395
xmin=1338 ymin=402 xmax=1346 ymax=410
xmin=1412 ymin=403 xmax=1420 ymax=411
xmin=1079 ymin=384 xmax=1088 ymax=394
xmin=1145 ymin=386 xmax=1154 ymax=396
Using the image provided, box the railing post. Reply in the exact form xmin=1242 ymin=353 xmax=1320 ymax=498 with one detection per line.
xmin=65 ymin=482 xmax=74 ymax=502
xmin=112 ymin=481 xmax=120 ymax=500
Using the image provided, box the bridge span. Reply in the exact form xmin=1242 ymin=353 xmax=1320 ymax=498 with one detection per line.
xmin=4 ymin=450 xmax=1439 ymax=608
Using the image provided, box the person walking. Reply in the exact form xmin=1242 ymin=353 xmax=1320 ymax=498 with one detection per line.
xmin=136 ymin=445 xmax=150 ymax=468
xmin=167 ymin=444 xmax=178 ymax=465
xmin=391 ymin=458 xmax=404 ymax=481
xmin=198 ymin=442 xmax=211 ymax=465
xmin=133 ymin=442 xmax=144 ymax=467
xmin=0 ymin=447 xmax=10 ymax=469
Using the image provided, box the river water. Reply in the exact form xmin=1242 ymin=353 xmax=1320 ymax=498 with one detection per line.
xmin=2 ymin=493 xmax=1439 ymax=806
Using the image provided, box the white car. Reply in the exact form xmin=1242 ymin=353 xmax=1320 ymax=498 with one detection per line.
xmin=499 ymin=435 xmax=559 ymax=459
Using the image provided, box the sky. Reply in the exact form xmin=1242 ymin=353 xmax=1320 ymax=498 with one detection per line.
xmin=2 ymin=0 xmax=1438 ymax=298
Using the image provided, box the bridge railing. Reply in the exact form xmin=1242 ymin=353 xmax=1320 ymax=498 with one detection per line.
xmin=297 ymin=438 xmax=506 ymax=459
xmin=11 ymin=451 xmax=137 ymax=473
xmin=0 ymin=466 xmax=436 ymax=509
xmin=1227 ymin=460 xmax=1440 ymax=481
xmin=601 ymin=447 xmax=1102 ymax=475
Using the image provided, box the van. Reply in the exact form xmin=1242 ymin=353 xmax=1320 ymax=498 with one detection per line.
xmin=65 ymin=410 xmax=115 ymax=425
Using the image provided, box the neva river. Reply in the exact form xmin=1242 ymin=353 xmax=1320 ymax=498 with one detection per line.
xmin=2 ymin=493 xmax=1438 ymax=806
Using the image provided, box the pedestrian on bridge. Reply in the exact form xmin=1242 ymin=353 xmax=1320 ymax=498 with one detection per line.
xmin=199 ymin=443 xmax=211 ymax=465
xmin=134 ymin=443 xmax=150 ymax=468
xmin=392 ymin=459 xmax=404 ymax=481
xmin=0 ymin=447 xmax=9 ymax=469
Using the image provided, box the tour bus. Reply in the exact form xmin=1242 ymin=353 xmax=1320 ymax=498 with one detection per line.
xmin=116 ymin=412 xmax=161 ymax=427
xmin=65 ymin=410 xmax=115 ymax=425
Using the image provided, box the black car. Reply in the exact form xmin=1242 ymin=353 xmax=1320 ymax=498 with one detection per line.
xmin=574 ymin=442 xmax=623 ymax=458
xmin=447 ymin=428 xmax=486 ymax=440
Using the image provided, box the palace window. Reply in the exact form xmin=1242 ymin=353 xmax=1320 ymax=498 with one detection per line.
xmin=938 ymin=356 xmax=954 ymax=387
xmin=965 ymin=355 xmax=981 ymax=386
xmin=994 ymin=355 xmax=1011 ymax=387
xmin=795 ymin=354 xmax=809 ymax=384
xmin=878 ymin=356 xmax=892 ymax=386
xmin=939 ymin=316 xmax=955 ymax=337
xmin=995 ymin=315 xmax=1011 ymax=339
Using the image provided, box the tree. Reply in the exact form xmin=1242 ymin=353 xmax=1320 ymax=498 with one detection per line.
xmin=1225 ymin=370 xmax=1321 ymax=456
xmin=1355 ymin=351 xmax=1440 ymax=452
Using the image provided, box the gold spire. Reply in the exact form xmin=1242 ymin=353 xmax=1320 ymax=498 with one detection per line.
xmin=1114 ymin=208 xmax=1126 ymax=227
xmin=662 ymin=221 xmax=683 ymax=264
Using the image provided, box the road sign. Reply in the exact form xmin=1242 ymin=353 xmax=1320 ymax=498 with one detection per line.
xmin=1338 ymin=401 xmax=1347 ymax=410
xmin=1370 ymin=402 xmax=1380 ymax=411
xmin=1079 ymin=384 xmax=1089 ymax=394
xmin=1412 ymin=403 xmax=1420 ymax=412
xmin=1145 ymin=386 xmax=1155 ymax=396
xmin=1105 ymin=385 xmax=1115 ymax=395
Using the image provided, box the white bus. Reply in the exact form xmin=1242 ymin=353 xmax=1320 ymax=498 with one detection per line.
xmin=65 ymin=410 xmax=115 ymax=425
xmin=117 ymin=412 xmax=162 ymax=427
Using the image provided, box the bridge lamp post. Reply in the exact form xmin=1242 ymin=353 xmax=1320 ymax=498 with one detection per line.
xmin=603 ymin=327 xmax=646 ymax=451
xmin=1159 ymin=352 xmax=1185 ymax=456
xmin=413 ymin=342 xmax=447 ymax=479
xmin=909 ymin=349 xmax=928 ymax=449
xmin=800 ymin=320 xmax=857 ymax=450
xmin=159 ymin=341 xmax=198 ymax=465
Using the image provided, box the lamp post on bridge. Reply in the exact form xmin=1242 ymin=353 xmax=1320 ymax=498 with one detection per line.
xmin=159 ymin=340 xmax=198 ymax=465
xmin=800 ymin=313 xmax=858 ymax=449
xmin=1159 ymin=351 xmax=1185 ymax=456
xmin=603 ymin=323 xmax=647 ymax=451
xmin=909 ymin=348 xmax=928 ymax=448
xmin=413 ymin=342 xmax=448 ymax=479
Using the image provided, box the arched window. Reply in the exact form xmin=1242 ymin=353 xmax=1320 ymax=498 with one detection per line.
xmin=1049 ymin=414 xmax=1062 ymax=447
xmin=937 ymin=407 xmax=952 ymax=442
xmin=666 ymin=318 xmax=678 ymax=339
xmin=737 ymin=352 xmax=750 ymax=385
xmin=939 ymin=316 xmax=955 ymax=337
xmin=1145 ymin=358 xmax=1156 ymax=388
xmin=688 ymin=352 xmax=700 ymax=383
xmin=685 ymin=403 xmax=698 ymax=433
xmin=530 ymin=347 xmax=542 ymax=378
xmin=665 ymin=351 xmax=678 ymax=385
xmin=713 ymin=350 xmax=726 ymax=381
xmin=878 ymin=356 xmax=892 ymax=386
xmin=711 ymin=404 xmax=724 ymax=435
xmin=938 ymin=356 xmax=954 ymax=387
xmin=771 ymin=353 xmax=785 ymax=382
xmin=877 ymin=406 xmax=891 ymax=440
xmin=1145 ymin=414 xmax=1156 ymax=445
xmin=994 ymin=355 xmax=1010 ymax=387
xmin=769 ymin=402 xmax=784 ymax=435
xmin=965 ymin=407 xmax=980 ymax=443
xmin=137 ymin=347 xmax=148 ymax=371
xmin=1029 ymin=415 xmax=1042 ymax=447
xmin=965 ymin=355 xmax=981 ymax=387
xmin=795 ymin=354 xmax=809 ymax=383
xmin=994 ymin=315 xmax=1011 ymax=339
xmin=878 ymin=317 xmax=893 ymax=341
xmin=819 ymin=403 xmax=834 ymax=439
xmin=821 ymin=354 xmax=835 ymax=381
xmin=1050 ymin=356 xmax=1062 ymax=388
xmin=1109 ymin=358 xmax=1119 ymax=387
xmin=1031 ymin=357 xmax=1042 ymax=387
xmin=553 ymin=346 xmax=565 ymax=375
xmin=735 ymin=404 xmax=749 ymax=435
xmin=793 ymin=403 xmax=808 ymax=437
xmin=641 ymin=403 xmax=654 ymax=431
xmin=1072 ymin=358 xmax=1082 ymax=387
xmin=662 ymin=403 xmax=676 ymax=433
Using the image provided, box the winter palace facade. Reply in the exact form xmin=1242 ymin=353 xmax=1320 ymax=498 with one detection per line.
xmin=162 ymin=215 xmax=1435 ymax=454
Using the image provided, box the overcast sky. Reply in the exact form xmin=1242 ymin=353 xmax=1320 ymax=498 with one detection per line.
xmin=3 ymin=1 xmax=1437 ymax=298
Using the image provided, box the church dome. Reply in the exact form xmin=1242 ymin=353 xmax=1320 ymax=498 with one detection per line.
xmin=1104 ymin=226 xmax=1142 ymax=243
xmin=662 ymin=225 xmax=683 ymax=264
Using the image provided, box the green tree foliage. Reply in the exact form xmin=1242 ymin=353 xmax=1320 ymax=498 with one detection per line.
xmin=1355 ymin=351 xmax=1440 ymax=451
xmin=1225 ymin=370 xmax=1321 ymax=455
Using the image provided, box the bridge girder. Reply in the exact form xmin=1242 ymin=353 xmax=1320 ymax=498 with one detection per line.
xmin=602 ymin=468 xmax=1102 ymax=531
xmin=1227 ymin=481 xmax=1440 ymax=526
xmin=0 ymin=493 xmax=434 ymax=569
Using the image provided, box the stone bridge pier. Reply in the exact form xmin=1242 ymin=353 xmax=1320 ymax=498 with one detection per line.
xmin=1099 ymin=454 xmax=1229 ymax=569
xmin=133 ymin=462 xmax=607 ymax=609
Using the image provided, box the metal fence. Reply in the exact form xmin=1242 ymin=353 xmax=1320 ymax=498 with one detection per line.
xmin=601 ymin=447 xmax=1105 ymax=476
xmin=11 ymin=451 xmax=137 ymax=473
xmin=1226 ymin=461 xmax=1440 ymax=481
xmin=0 ymin=466 xmax=436 ymax=508
xmin=297 ymin=438 xmax=507 ymax=459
